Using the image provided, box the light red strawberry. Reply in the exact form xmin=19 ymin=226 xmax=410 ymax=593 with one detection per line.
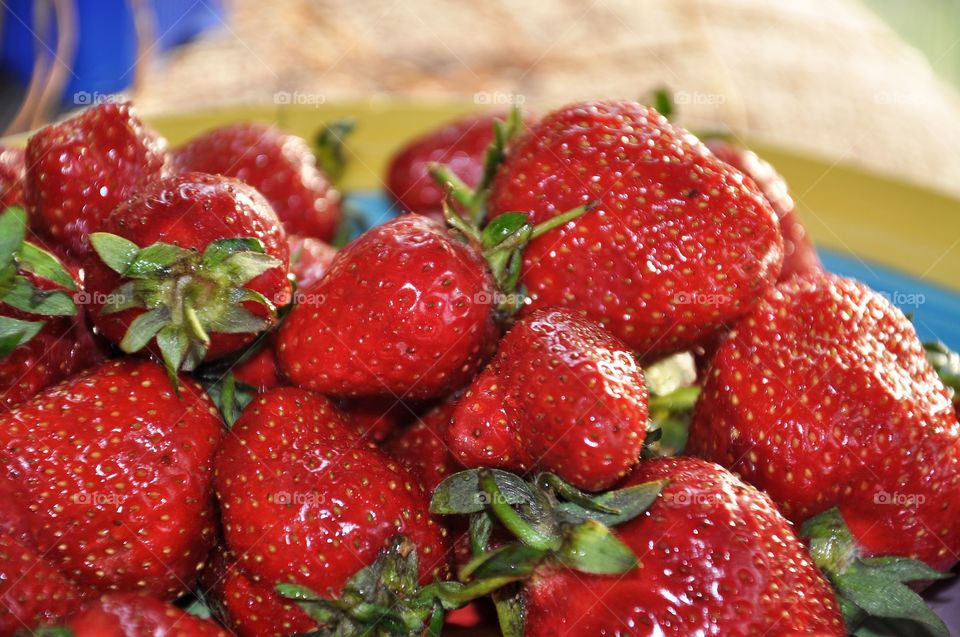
xmin=50 ymin=593 xmax=230 ymax=636
xmin=288 ymin=233 xmax=336 ymax=290
xmin=277 ymin=215 xmax=499 ymax=399
xmin=520 ymin=457 xmax=845 ymax=636
xmin=687 ymin=272 xmax=960 ymax=573
xmin=705 ymin=138 xmax=821 ymax=280
xmin=488 ymin=100 xmax=783 ymax=358
xmin=172 ymin=122 xmax=341 ymax=241
xmin=24 ymin=102 xmax=167 ymax=255
xmin=0 ymin=358 xmax=223 ymax=598
xmin=214 ymin=387 xmax=449 ymax=602
xmin=386 ymin=112 xmax=504 ymax=217
xmin=0 ymin=147 xmax=25 ymax=210
xmin=447 ymin=308 xmax=648 ymax=491
xmin=83 ymin=172 xmax=291 ymax=375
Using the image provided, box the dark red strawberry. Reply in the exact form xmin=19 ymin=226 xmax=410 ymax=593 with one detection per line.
xmin=488 ymin=100 xmax=783 ymax=358
xmin=386 ymin=112 xmax=505 ymax=217
xmin=24 ymin=102 xmax=167 ymax=255
xmin=385 ymin=399 xmax=461 ymax=492
xmin=0 ymin=532 xmax=86 ymax=636
xmin=705 ymin=138 xmax=821 ymax=280
xmin=277 ymin=215 xmax=499 ymax=399
xmin=447 ymin=308 xmax=648 ymax=491
xmin=687 ymin=273 xmax=960 ymax=573
xmin=0 ymin=147 xmax=25 ymax=209
xmin=201 ymin=550 xmax=315 ymax=637
xmin=172 ymin=123 xmax=341 ymax=241
xmin=288 ymin=233 xmax=336 ymax=290
xmin=0 ymin=208 xmax=104 ymax=408
xmin=214 ymin=387 xmax=448 ymax=601
xmin=83 ymin=172 xmax=290 ymax=376
xmin=341 ymin=397 xmax=412 ymax=442
xmin=520 ymin=457 xmax=845 ymax=636
xmin=230 ymin=338 xmax=283 ymax=392
xmin=0 ymin=358 xmax=223 ymax=598
xmin=50 ymin=593 xmax=230 ymax=636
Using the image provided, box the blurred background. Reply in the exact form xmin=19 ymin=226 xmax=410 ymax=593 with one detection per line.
xmin=1 ymin=0 xmax=960 ymax=199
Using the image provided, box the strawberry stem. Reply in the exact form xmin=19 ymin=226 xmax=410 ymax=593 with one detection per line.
xmin=478 ymin=469 xmax=560 ymax=551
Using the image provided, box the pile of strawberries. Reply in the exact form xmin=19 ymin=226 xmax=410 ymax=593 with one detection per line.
xmin=0 ymin=98 xmax=957 ymax=637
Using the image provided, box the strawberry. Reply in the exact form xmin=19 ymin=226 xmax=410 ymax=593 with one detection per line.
xmin=214 ymin=387 xmax=449 ymax=601
xmin=0 ymin=532 xmax=85 ymax=636
xmin=229 ymin=339 xmax=283 ymax=392
xmin=705 ymin=138 xmax=821 ymax=280
xmin=515 ymin=457 xmax=845 ymax=636
xmin=340 ymin=397 xmax=412 ymax=442
xmin=0 ymin=358 xmax=223 ymax=598
xmin=687 ymin=273 xmax=960 ymax=569
xmin=0 ymin=147 xmax=25 ymax=209
xmin=386 ymin=112 xmax=505 ymax=217
xmin=487 ymin=100 xmax=783 ymax=357
xmin=385 ymin=399 xmax=461 ymax=492
xmin=44 ymin=593 xmax=230 ymax=636
xmin=24 ymin=102 xmax=167 ymax=256
xmin=446 ymin=308 xmax=648 ymax=491
xmin=83 ymin=172 xmax=291 ymax=377
xmin=276 ymin=214 xmax=499 ymax=400
xmin=172 ymin=122 xmax=341 ymax=241
xmin=288 ymin=233 xmax=336 ymax=290
xmin=0 ymin=208 xmax=103 ymax=408
xmin=201 ymin=550 xmax=316 ymax=637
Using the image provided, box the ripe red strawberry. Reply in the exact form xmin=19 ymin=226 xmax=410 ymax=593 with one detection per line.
xmin=52 ymin=593 xmax=230 ymax=636
xmin=385 ymin=399 xmax=461 ymax=492
xmin=288 ymin=233 xmax=336 ymax=290
xmin=705 ymin=138 xmax=821 ymax=280
xmin=0 ymin=532 xmax=86 ymax=635
xmin=0 ymin=208 xmax=104 ymax=408
xmin=277 ymin=215 xmax=499 ymax=399
xmin=488 ymin=100 xmax=783 ymax=358
xmin=172 ymin=123 xmax=341 ymax=241
xmin=520 ymin=457 xmax=845 ymax=636
xmin=447 ymin=308 xmax=648 ymax=491
xmin=24 ymin=102 xmax=167 ymax=255
xmin=0 ymin=147 xmax=25 ymax=209
xmin=214 ymin=387 xmax=448 ymax=600
xmin=83 ymin=172 xmax=291 ymax=375
xmin=687 ymin=273 xmax=960 ymax=573
xmin=0 ymin=358 xmax=223 ymax=598
xmin=386 ymin=112 xmax=504 ymax=217
xmin=229 ymin=339 xmax=283 ymax=392
xmin=341 ymin=397 xmax=412 ymax=442
xmin=201 ymin=550 xmax=315 ymax=637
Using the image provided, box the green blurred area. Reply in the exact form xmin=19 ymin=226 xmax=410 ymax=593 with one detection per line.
xmin=866 ymin=0 xmax=960 ymax=86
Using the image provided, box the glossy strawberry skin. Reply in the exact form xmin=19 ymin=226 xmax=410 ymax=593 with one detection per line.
xmin=173 ymin=123 xmax=341 ymax=241
xmin=447 ymin=308 xmax=648 ymax=491
xmin=705 ymin=139 xmax=821 ymax=280
xmin=202 ymin=550 xmax=315 ymax=637
xmin=24 ymin=102 xmax=167 ymax=256
xmin=0 ymin=147 xmax=25 ymax=210
xmin=386 ymin=113 xmax=501 ymax=216
xmin=687 ymin=273 xmax=960 ymax=571
xmin=523 ymin=457 xmax=845 ymax=637
xmin=384 ymin=399 xmax=461 ymax=492
xmin=214 ymin=388 xmax=449 ymax=599
xmin=0 ymin=532 xmax=86 ymax=635
xmin=289 ymin=234 xmax=337 ymax=290
xmin=63 ymin=593 xmax=230 ymax=637
xmin=277 ymin=215 xmax=498 ymax=399
xmin=488 ymin=101 xmax=783 ymax=358
xmin=0 ymin=358 xmax=223 ymax=598
xmin=83 ymin=172 xmax=291 ymax=361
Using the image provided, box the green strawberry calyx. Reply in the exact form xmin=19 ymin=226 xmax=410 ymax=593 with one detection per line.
xmin=314 ymin=118 xmax=356 ymax=186
xmin=801 ymin=507 xmax=951 ymax=636
xmin=0 ymin=206 xmax=78 ymax=358
xmin=89 ymin=232 xmax=282 ymax=385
